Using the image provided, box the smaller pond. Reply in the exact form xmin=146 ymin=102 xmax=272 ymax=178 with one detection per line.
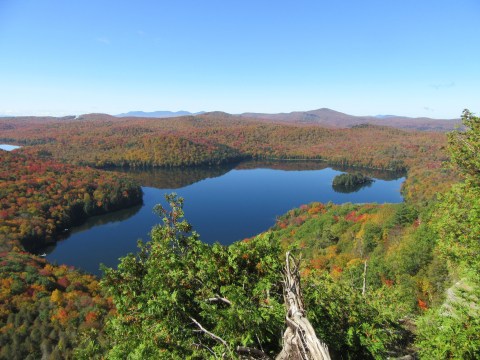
xmin=0 ymin=144 xmax=21 ymax=151
xmin=40 ymin=161 xmax=405 ymax=276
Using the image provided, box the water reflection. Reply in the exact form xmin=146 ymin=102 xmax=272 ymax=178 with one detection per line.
xmin=113 ymin=160 xmax=405 ymax=189
xmin=35 ymin=204 xmax=143 ymax=255
xmin=113 ymin=162 xmax=239 ymax=189
xmin=331 ymin=165 xmax=405 ymax=181
xmin=68 ymin=204 xmax=143 ymax=234
xmin=332 ymin=181 xmax=374 ymax=193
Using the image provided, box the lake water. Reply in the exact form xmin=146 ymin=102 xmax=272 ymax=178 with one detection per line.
xmin=40 ymin=161 xmax=405 ymax=275
xmin=0 ymin=144 xmax=21 ymax=151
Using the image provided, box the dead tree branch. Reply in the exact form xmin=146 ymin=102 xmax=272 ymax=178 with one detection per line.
xmin=190 ymin=317 xmax=228 ymax=348
xmin=362 ymin=260 xmax=367 ymax=297
xmin=206 ymin=295 xmax=232 ymax=306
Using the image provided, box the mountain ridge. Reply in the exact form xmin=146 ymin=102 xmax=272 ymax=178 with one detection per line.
xmin=3 ymin=108 xmax=461 ymax=132
xmin=116 ymin=110 xmax=205 ymax=118
xmin=240 ymin=108 xmax=460 ymax=131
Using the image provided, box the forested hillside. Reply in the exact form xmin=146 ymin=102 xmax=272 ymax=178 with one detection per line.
xmin=0 ymin=151 xmax=142 ymax=251
xmin=0 ymin=113 xmax=447 ymax=170
xmin=0 ymin=110 xmax=477 ymax=358
xmin=0 ymin=251 xmax=113 ymax=359
xmin=0 ymin=112 xmax=457 ymax=203
xmin=0 ymin=151 xmax=144 ymax=359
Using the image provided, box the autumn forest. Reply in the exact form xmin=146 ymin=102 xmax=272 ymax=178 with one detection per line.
xmin=0 ymin=110 xmax=479 ymax=359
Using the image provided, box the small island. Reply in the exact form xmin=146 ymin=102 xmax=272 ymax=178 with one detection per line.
xmin=332 ymin=172 xmax=375 ymax=193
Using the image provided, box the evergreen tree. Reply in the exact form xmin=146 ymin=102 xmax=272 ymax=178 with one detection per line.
xmin=101 ymin=194 xmax=285 ymax=359
xmin=416 ymin=110 xmax=480 ymax=359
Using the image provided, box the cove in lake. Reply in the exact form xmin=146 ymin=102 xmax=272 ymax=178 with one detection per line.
xmin=40 ymin=161 xmax=405 ymax=275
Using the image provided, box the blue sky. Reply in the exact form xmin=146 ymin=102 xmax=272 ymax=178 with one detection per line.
xmin=0 ymin=0 xmax=478 ymax=118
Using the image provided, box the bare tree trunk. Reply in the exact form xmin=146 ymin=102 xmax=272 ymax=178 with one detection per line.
xmin=276 ymin=252 xmax=331 ymax=360
xmin=192 ymin=252 xmax=332 ymax=359
xmin=362 ymin=260 xmax=367 ymax=297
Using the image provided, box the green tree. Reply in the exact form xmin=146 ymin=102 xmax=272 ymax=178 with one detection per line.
xmin=447 ymin=109 xmax=480 ymax=180
xmin=303 ymin=272 xmax=402 ymax=359
xmin=101 ymin=194 xmax=285 ymax=359
xmin=416 ymin=110 xmax=480 ymax=358
xmin=416 ymin=276 xmax=480 ymax=359
xmin=433 ymin=110 xmax=480 ymax=272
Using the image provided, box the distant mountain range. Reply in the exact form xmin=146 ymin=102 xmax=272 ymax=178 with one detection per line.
xmin=6 ymin=108 xmax=458 ymax=132
xmin=116 ymin=110 xmax=205 ymax=118
xmin=239 ymin=108 xmax=460 ymax=131
xmin=113 ymin=108 xmax=459 ymax=131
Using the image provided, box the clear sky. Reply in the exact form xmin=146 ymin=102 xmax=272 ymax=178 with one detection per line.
xmin=0 ymin=0 xmax=478 ymax=118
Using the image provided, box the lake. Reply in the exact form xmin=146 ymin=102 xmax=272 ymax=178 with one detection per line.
xmin=0 ymin=144 xmax=21 ymax=151
xmin=40 ymin=161 xmax=405 ymax=275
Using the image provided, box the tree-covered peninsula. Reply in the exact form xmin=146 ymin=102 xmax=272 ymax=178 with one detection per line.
xmin=0 ymin=151 xmax=142 ymax=251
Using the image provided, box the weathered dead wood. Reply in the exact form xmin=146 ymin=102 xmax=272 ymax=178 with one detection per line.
xmin=190 ymin=317 xmax=228 ymax=347
xmin=206 ymin=295 xmax=232 ymax=306
xmin=276 ymin=252 xmax=331 ymax=360
xmin=362 ymin=260 xmax=368 ymax=297
xmin=191 ymin=252 xmax=331 ymax=359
